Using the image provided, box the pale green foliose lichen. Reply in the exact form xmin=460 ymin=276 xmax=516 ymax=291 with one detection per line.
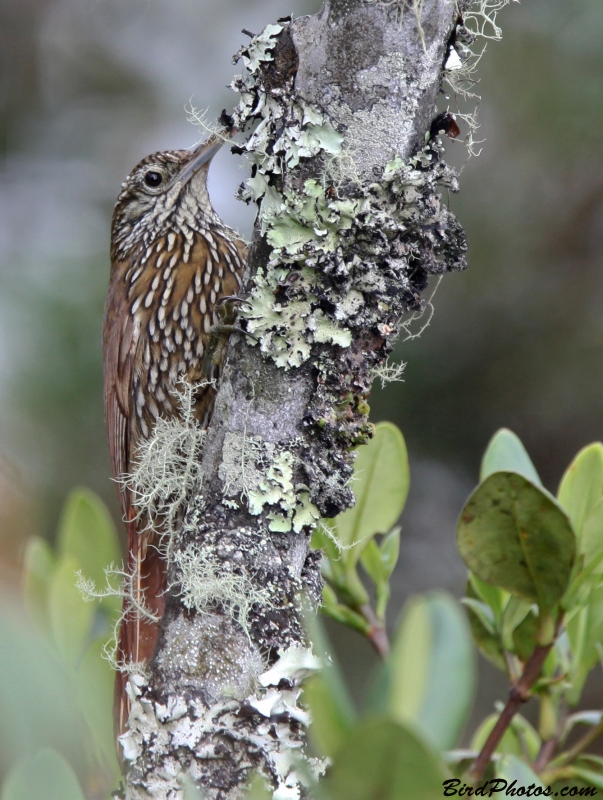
xmin=219 ymin=432 xmax=320 ymax=533
xmin=229 ymin=18 xmax=467 ymax=522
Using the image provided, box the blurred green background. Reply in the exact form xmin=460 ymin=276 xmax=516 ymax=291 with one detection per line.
xmin=0 ymin=0 xmax=602 ymax=782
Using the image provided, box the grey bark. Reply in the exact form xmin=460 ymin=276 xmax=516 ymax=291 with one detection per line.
xmin=121 ymin=1 xmax=466 ymax=798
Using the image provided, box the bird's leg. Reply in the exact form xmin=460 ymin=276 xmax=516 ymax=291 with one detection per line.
xmin=203 ymin=296 xmax=257 ymax=382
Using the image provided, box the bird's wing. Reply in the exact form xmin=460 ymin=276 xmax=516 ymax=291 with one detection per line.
xmin=104 ymin=265 xmax=165 ymax=739
xmin=103 ymin=266 xmax=135 ymax=489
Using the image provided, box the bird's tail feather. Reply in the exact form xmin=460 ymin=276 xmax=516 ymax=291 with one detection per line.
xmin=114 ymin=498 xmax=166 ymax=740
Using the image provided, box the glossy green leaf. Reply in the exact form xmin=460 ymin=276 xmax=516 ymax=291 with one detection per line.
xmin=22 ymin=536 xmax=55 ymax=632
xmin=480 ymin=428 xmax=541 ymax=486
xmin=326 ymin=718 xmax=444 ymax=800
xmin=335 ymin=422 xmax=409 ymax=565
xmin=496 ymin=754 xmax=544 ymax=788
xmin=57 ymin=488 xmax=120 ymax=589
xmin=49 ymin=555 xmax=94 ymax=667
xmin=457 ymin=472 xmax=575 ymax=611
xmin=1 ymin=748 xmax=85 ymax=800
xmin=389 ymin=592 xmax=475 ymax=750
xmin=557 ymin=444 xmax=603 ymax=543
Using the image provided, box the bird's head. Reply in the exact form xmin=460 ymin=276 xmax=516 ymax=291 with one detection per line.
xmin=111 ymin=136 xmax=224 ymax=261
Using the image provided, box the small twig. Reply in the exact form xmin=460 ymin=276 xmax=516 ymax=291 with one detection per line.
xmin=544 ymin=717 xmax=603 ymax=775
xmin=533 ymin=738 xmax=558 ymax=773
xmin=468 ymin=643 xmax=554 ymax=782
xmin=359 ymin=603 xmax=390 ymax=659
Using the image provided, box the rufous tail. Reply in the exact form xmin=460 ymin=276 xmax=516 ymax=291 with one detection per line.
xmin=114 ymin=503 xmax=166 ymax=740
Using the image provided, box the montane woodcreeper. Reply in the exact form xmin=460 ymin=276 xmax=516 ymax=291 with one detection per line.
xmin=104 ymin=133 xmax=247 ymax=736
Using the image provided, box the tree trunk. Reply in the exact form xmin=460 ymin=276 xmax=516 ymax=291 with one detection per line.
xmin=121 ymin=1 xmax=467 ymax=797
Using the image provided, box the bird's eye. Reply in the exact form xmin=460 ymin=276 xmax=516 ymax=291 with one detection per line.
xmin=144 ymin=171 xmax=163 ymax=188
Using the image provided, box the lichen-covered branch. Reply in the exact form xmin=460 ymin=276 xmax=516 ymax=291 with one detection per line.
xmin=121 ymin=1 xmax=471 ymax=797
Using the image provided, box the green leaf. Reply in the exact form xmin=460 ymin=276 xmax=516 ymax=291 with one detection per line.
xmin=578 ymin=754 xmax=603 ymax=771
xmin=0 ymin=607 xmax=87 ymax=768
xmin=388 ymin=592 xmax=475 ymax=750
xmin=361 ymin=528 xmax=401 ymax=586
xmin=22 ymin=536 xmax=55 ymax=632
xmin=320 ymin=586 xmax=371 ymax=635
xmin=304 ymin=613 xmax=355 ymax=759
xmin=75 ymin=638 xmax=120 ymax=776
xmin=57 ymin=488 xmax=120 ymax=590
xmin=462 ymin=598 xmax=496 ymax=635
xmin=469 ymin=573 xmax=506 ymax=626
xmin=561 ymin=711 xmax=602 ymax=745
xmin=361 ymin=539 xmax=385 ymax=586
xmin=480 ymin=428 xmax=542 ymax=486
xmin=359 ymin=528 xmax=401 ymax=618
xmin=1 ymin=749 xmax=85 ymax=800
xmin=49 ymin=555 xmax=94 ymax=667
xmin=581 ymin=500 xmax=603 ymax=568
xmin=326 ymin=718 xmax=444 ymax=800
xmin=563 ymin=553 xmax=603 ymax=615
xmin=244 ymin=774 xmax=272 ymax=800
xmin=181 ymin=775 xmax=205 ymax=800
xmin=512 ymin=606 xmax=539 ymax=662
xmin=463 ymin=579 xmax=506 ymax=670
xmin=471 ymin=714 xmax=540 ymax=761
xmin=567 ymin=767 xmax=603 ymax=791
xmin=380 ymin=527 xmax=401 ymax=577
xmin=557 ymin=444 xmax=603 ymax=543
xmin=305 ymin=673 xmax=354 ymax=759
xmin=500 ymin=596 xmax=533 ymax=652
xmin=457 ymin=472 xmax=576 ymax=611
xmin=496 ymin=754 xmax=544 ymax=788
xmin=566 ymin=584 xmax=603 ymax=704
xmin=335 ymin=422 xmax=409 ymax=566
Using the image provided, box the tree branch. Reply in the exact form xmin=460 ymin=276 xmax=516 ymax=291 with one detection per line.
xmin=121 ymin=1 xmax=466 ymax=797
xmin=468 ymin=643 xmax=554 ymax=783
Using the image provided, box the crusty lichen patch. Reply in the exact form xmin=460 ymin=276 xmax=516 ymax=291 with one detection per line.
xmin=229 ymin=16 xmax=466 ymax=526
xmin=121 ymin=646 xmax=324 ymax=800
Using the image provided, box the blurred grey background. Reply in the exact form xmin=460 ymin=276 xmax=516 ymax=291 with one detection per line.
xmin=0 ymin=0 xmax=602 ymax=737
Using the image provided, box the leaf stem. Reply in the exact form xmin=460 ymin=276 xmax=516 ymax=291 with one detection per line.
xmin=545 ymin=716 xmax=603 ymax=773
xmin=533 ymin=738 xmax=558 ymax=773
xmin=467 ymin=643 xmax=554 ymax=782
xmin=359 ymin=603 xmax=390 ymax=659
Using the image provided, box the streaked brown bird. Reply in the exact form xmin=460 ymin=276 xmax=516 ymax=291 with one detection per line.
xmin=104 ymin=134 xmax=247 ymax=735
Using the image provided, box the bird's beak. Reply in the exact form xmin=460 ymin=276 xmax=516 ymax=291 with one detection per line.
xmin=177 ymin=137 xmax=224 ymax=186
